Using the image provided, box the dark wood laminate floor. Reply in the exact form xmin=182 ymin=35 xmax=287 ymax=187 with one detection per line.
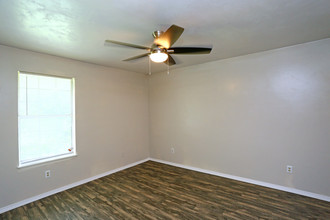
xmin=1 ymin=161 xmax=329 ymax=219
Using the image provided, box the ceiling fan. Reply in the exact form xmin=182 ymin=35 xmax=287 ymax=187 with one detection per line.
xmin=104 ymin=24 xmax=212 ymax=66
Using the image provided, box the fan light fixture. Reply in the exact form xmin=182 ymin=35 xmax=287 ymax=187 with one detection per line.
xmin=149 ymin=49 xmax=168 ymax=63
xmin=105 ymin=24 xmax=213 ymax=68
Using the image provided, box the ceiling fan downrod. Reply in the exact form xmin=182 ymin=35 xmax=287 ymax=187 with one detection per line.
xmin=152 ymin=30 xmax=164 ymax=39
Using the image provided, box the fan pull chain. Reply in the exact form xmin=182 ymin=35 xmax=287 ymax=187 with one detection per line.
xmin=148 ymin=56 xmax=151 ymax=75
xmin=167 ymin=58 xmax=170 ymax=75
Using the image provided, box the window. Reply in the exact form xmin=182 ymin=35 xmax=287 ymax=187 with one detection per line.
xmin=18 ymin=72 xmax=76 ymax=167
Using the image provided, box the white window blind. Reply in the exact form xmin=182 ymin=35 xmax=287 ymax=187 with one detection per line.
xmin=18 ymin=72 xmax=76 ymax=167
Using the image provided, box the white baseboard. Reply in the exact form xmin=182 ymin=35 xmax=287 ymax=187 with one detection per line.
xmin=0 ymin=158 xmax=149 ymax=214
xmin=2 ymin=157 xmax=329 ymax=214
xmin=150 ymin=158 xmax=330 ymax=202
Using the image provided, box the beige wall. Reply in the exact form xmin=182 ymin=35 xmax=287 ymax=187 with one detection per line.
xmin=0 ymin=45 xmax=149 ymax=208
xmin=149 ymin=39 xmax=330 ymax=196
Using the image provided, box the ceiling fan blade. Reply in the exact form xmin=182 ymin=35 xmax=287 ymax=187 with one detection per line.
xmin=105 ymin=40 xmax=151 ymax=50
xmin=164 ymin=54 xmax=176 ymax=66
xmin=154 ymin=25 xmax=184 ymax=49
xmin=123 ymin=53 xmax=149 ymax=61
xmin=168 ymin=47 xmax=212 ymax=54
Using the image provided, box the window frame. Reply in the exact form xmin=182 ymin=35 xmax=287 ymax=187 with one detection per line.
xmin=17 ymin=71 xmax=76 ymax=168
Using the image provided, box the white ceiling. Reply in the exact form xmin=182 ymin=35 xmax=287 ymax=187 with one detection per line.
xmin=0 ymin=0 xmax=329 ymax=74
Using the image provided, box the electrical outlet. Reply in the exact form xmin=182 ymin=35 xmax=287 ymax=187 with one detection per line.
xmin=45 ymin=170 xmax=51 ymax=178
xmin=286 ymin=165 xmax=293 ymax=174
xmin=171 ymin=147 xmax=175 ymax=154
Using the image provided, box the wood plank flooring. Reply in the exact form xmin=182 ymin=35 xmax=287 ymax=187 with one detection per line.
xmin=1 ymin=161 xmax=329 ymax=219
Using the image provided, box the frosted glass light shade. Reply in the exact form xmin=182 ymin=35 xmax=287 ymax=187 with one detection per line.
xmin=150 ymin=51 xmax=168 ymax=63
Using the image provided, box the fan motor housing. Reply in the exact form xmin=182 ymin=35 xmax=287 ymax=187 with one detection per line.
xmin=152 ymin=47 xmax=167 ymax=53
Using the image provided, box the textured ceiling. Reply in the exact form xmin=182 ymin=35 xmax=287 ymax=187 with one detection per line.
xmin=0 ymin=0 xmax=329 ymax=74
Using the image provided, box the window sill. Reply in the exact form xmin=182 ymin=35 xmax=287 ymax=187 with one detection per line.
xmin=18 ymin=153 xmax=77 ymax=169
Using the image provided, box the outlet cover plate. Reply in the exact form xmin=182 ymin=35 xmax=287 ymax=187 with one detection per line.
xmin=286 ymin=165 xmax=293 ymax=173
xmin=45 ymin=170 xmax=51 ymax=178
